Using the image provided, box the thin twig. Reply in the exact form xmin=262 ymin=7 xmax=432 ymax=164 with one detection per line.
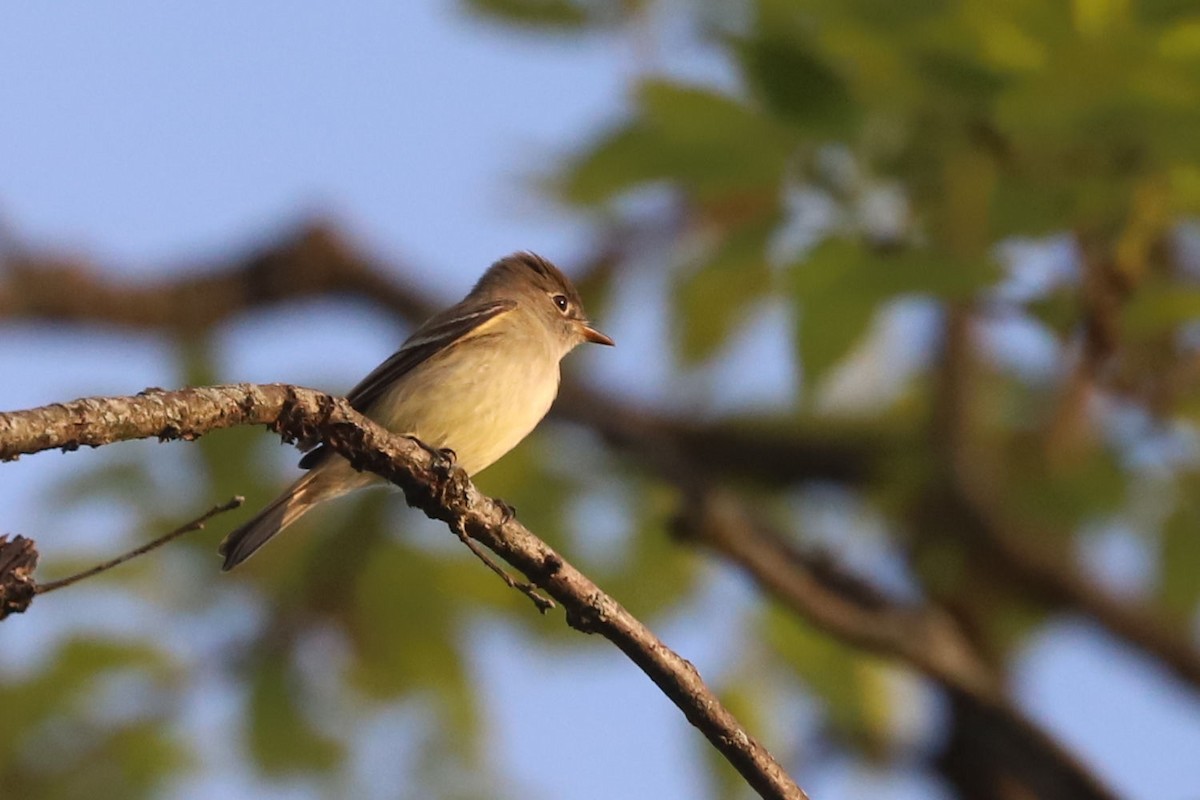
xmin=0 ymin=385 xmax=806 ymax=800
xmin=450 ymin=518 xmax=555 ymax=613
xmin=36 ymin=496 xmax=245 ymax=594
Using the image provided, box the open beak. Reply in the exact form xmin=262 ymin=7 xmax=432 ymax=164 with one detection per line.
xmin=581 ymin=324 xmax=615 ymax=346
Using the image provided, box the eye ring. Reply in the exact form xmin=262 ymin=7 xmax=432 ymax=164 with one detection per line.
xmin=552 ymin=294 xmax=570 ymax=313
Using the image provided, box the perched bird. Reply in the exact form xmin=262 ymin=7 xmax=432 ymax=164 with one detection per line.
xmin=219 ymin=252 xmax=613 ymax=569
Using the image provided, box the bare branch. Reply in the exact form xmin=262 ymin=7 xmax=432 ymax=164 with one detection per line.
xmin=1 ymin=224 xmax=891 ymax=489
xmin=0 ymin=223 xmax=432 ymax=331
xmin=673 ymin=487 xmax=1119 ymax=800
xmin=0 ymin=384 xmax=808 ymax=800
xmin=933 ymin=310 xmax=1200 ymax=692
xmin=674 ymin=487 xmax=999 ymax=700
xmin=575 ymin=342 xmax=1117 ymax=798
xmin=35 ymin=496 xmax=245 ymax=595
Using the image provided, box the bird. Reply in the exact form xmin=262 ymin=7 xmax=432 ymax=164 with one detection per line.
xmin=219 ymin=252 xmax=613 ymax=570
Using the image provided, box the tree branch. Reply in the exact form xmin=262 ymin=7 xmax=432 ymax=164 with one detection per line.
xmin=0 ymin=384 xmax=808 ymax=800
xmin=674 ymin=487 xmax=999 ymax=700
xmin=932 ymin=310 xmax=1200 ymax=692
xmin=672 ymin=486 xmax=1119 ymax=800
xmin=0 ymin=223 xmax=431 ymax=331
xmin=1 ymin=222 xmax=891 ymax=489
xmin=560 ymin=343 xmax=1117 ymax=799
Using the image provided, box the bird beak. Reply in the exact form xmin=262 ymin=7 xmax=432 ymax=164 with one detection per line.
xmin=581 ymin=324 xmax=615 ymax=346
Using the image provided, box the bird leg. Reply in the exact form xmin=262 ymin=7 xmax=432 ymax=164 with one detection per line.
xmin=495 ymin=498 xmax=517 ymax=524
xmin=449 ymin=516 xmax=554 ymax=614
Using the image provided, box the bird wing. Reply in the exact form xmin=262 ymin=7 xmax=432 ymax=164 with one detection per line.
xmin=298 ymin=298 xmax=517 ymax=469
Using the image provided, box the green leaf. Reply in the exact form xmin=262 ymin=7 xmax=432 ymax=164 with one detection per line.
xmin=1027 ymin=287 xmax=1083 ymax=336
xmin=52 ymin=456 xmax=156 ymax=507
xmin=790 ymin=238 xmax=997 ymax=383
xmin=1159 ymin=493 xmax=1200 ymax=620
xmin=1007 ymin=447 xmax=1129 ymax=525
xmin=736 ymin=35 xmax=856 ymax=135
xmin=98 ymin=722 xmax=190 ymax=796
xmin=561 ymin=123 xmax=659 ymax=205
xmin=297 ymin=491 xmax=391 ymax=617
xmin=1158 ymin=17 xmax=1200 ymax=60
xmin=474 ymin=429 xmax=573 ymax=547
xmin=1122 ymin=283 xmax=1200 ymax=339
xmin=346 ymin=543 xmax=479 ymax=740
xmin=0 ymin=638 xmax=180 ymax=798
xmin=248 ymin=650 xmax=342 ymax=774
xmin=0 ymin=639 xmax=170 ymax=752
xmin=790 ymin=251 xmax=881 ymax=386
xmin=674 ymin=217 xmax=778 ymax=362
xmin=350 ymin=546 xmax=459 ymax=690
xmin=584 ymin=481 xmax=701 ymax=620
xmin=763 ymin=605 xmax=894 ymax=754
xmin=564 ymin=81 xmax=792 ymax=204
xmin=991 ymin=168 xmax=1081 ymax=238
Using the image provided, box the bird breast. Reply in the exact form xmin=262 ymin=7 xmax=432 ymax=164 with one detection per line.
xmin=366 ymin=334 xmax=561 ymax=476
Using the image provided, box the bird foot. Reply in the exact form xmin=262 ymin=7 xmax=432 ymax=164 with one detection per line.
xmin=495 ymin=498 xmax=517 ymax=524
xmin=406 ymin=437 xmax=458 ymax=474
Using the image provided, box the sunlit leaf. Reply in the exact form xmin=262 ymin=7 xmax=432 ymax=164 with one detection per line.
xmin=564 ymin=81 xmax=791 ymax=205
xmin=1158 ymin=17 xmax=1200 ymax=60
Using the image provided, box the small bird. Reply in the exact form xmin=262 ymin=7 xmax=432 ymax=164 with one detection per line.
xmin=219 ymin=252 xmax=613 ymax=569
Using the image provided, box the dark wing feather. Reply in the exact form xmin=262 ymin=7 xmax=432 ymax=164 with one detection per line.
xmin=298 ymin=298 xmax=516 ymax=469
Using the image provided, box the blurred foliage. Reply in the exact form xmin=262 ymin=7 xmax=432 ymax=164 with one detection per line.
xmin=0 ymin=639 xmax=185 ymax=799
xmin=7 ymin=0 xmax=1200 ymax=797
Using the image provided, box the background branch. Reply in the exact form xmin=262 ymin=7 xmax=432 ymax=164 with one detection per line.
xmin=2 ymin=224 xmax=892 ymax=488
xmin=930 ymin=310 xmax=1200 ymax=692
xmin=583 ymin=359 xmax=1118 ymax=799
xmin=672 ymin=487 xmax=1118 ymax=800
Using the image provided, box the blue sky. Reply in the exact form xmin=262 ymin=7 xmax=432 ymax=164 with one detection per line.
xmin=2 ymin=2 xmax=1199 ymax=799
xmin=3 ymin=2 xmax=615 ymax=276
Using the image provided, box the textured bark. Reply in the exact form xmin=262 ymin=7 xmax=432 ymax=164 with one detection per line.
xmin=0 ymin=535 xmax=37 ymax=619
xmin=0 ymin=384 xmax=808 ymax=800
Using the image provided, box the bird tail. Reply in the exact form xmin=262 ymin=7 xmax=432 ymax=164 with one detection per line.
xmin=219 ymin=470 xmax=324 ymax=570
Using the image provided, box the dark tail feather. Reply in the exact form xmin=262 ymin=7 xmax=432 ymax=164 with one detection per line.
xmin=219 ymin=472 xmax=319 ymax=570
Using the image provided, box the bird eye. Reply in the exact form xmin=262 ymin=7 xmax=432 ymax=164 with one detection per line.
xmin=552 ymin=294 xmax=570 ymax=313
